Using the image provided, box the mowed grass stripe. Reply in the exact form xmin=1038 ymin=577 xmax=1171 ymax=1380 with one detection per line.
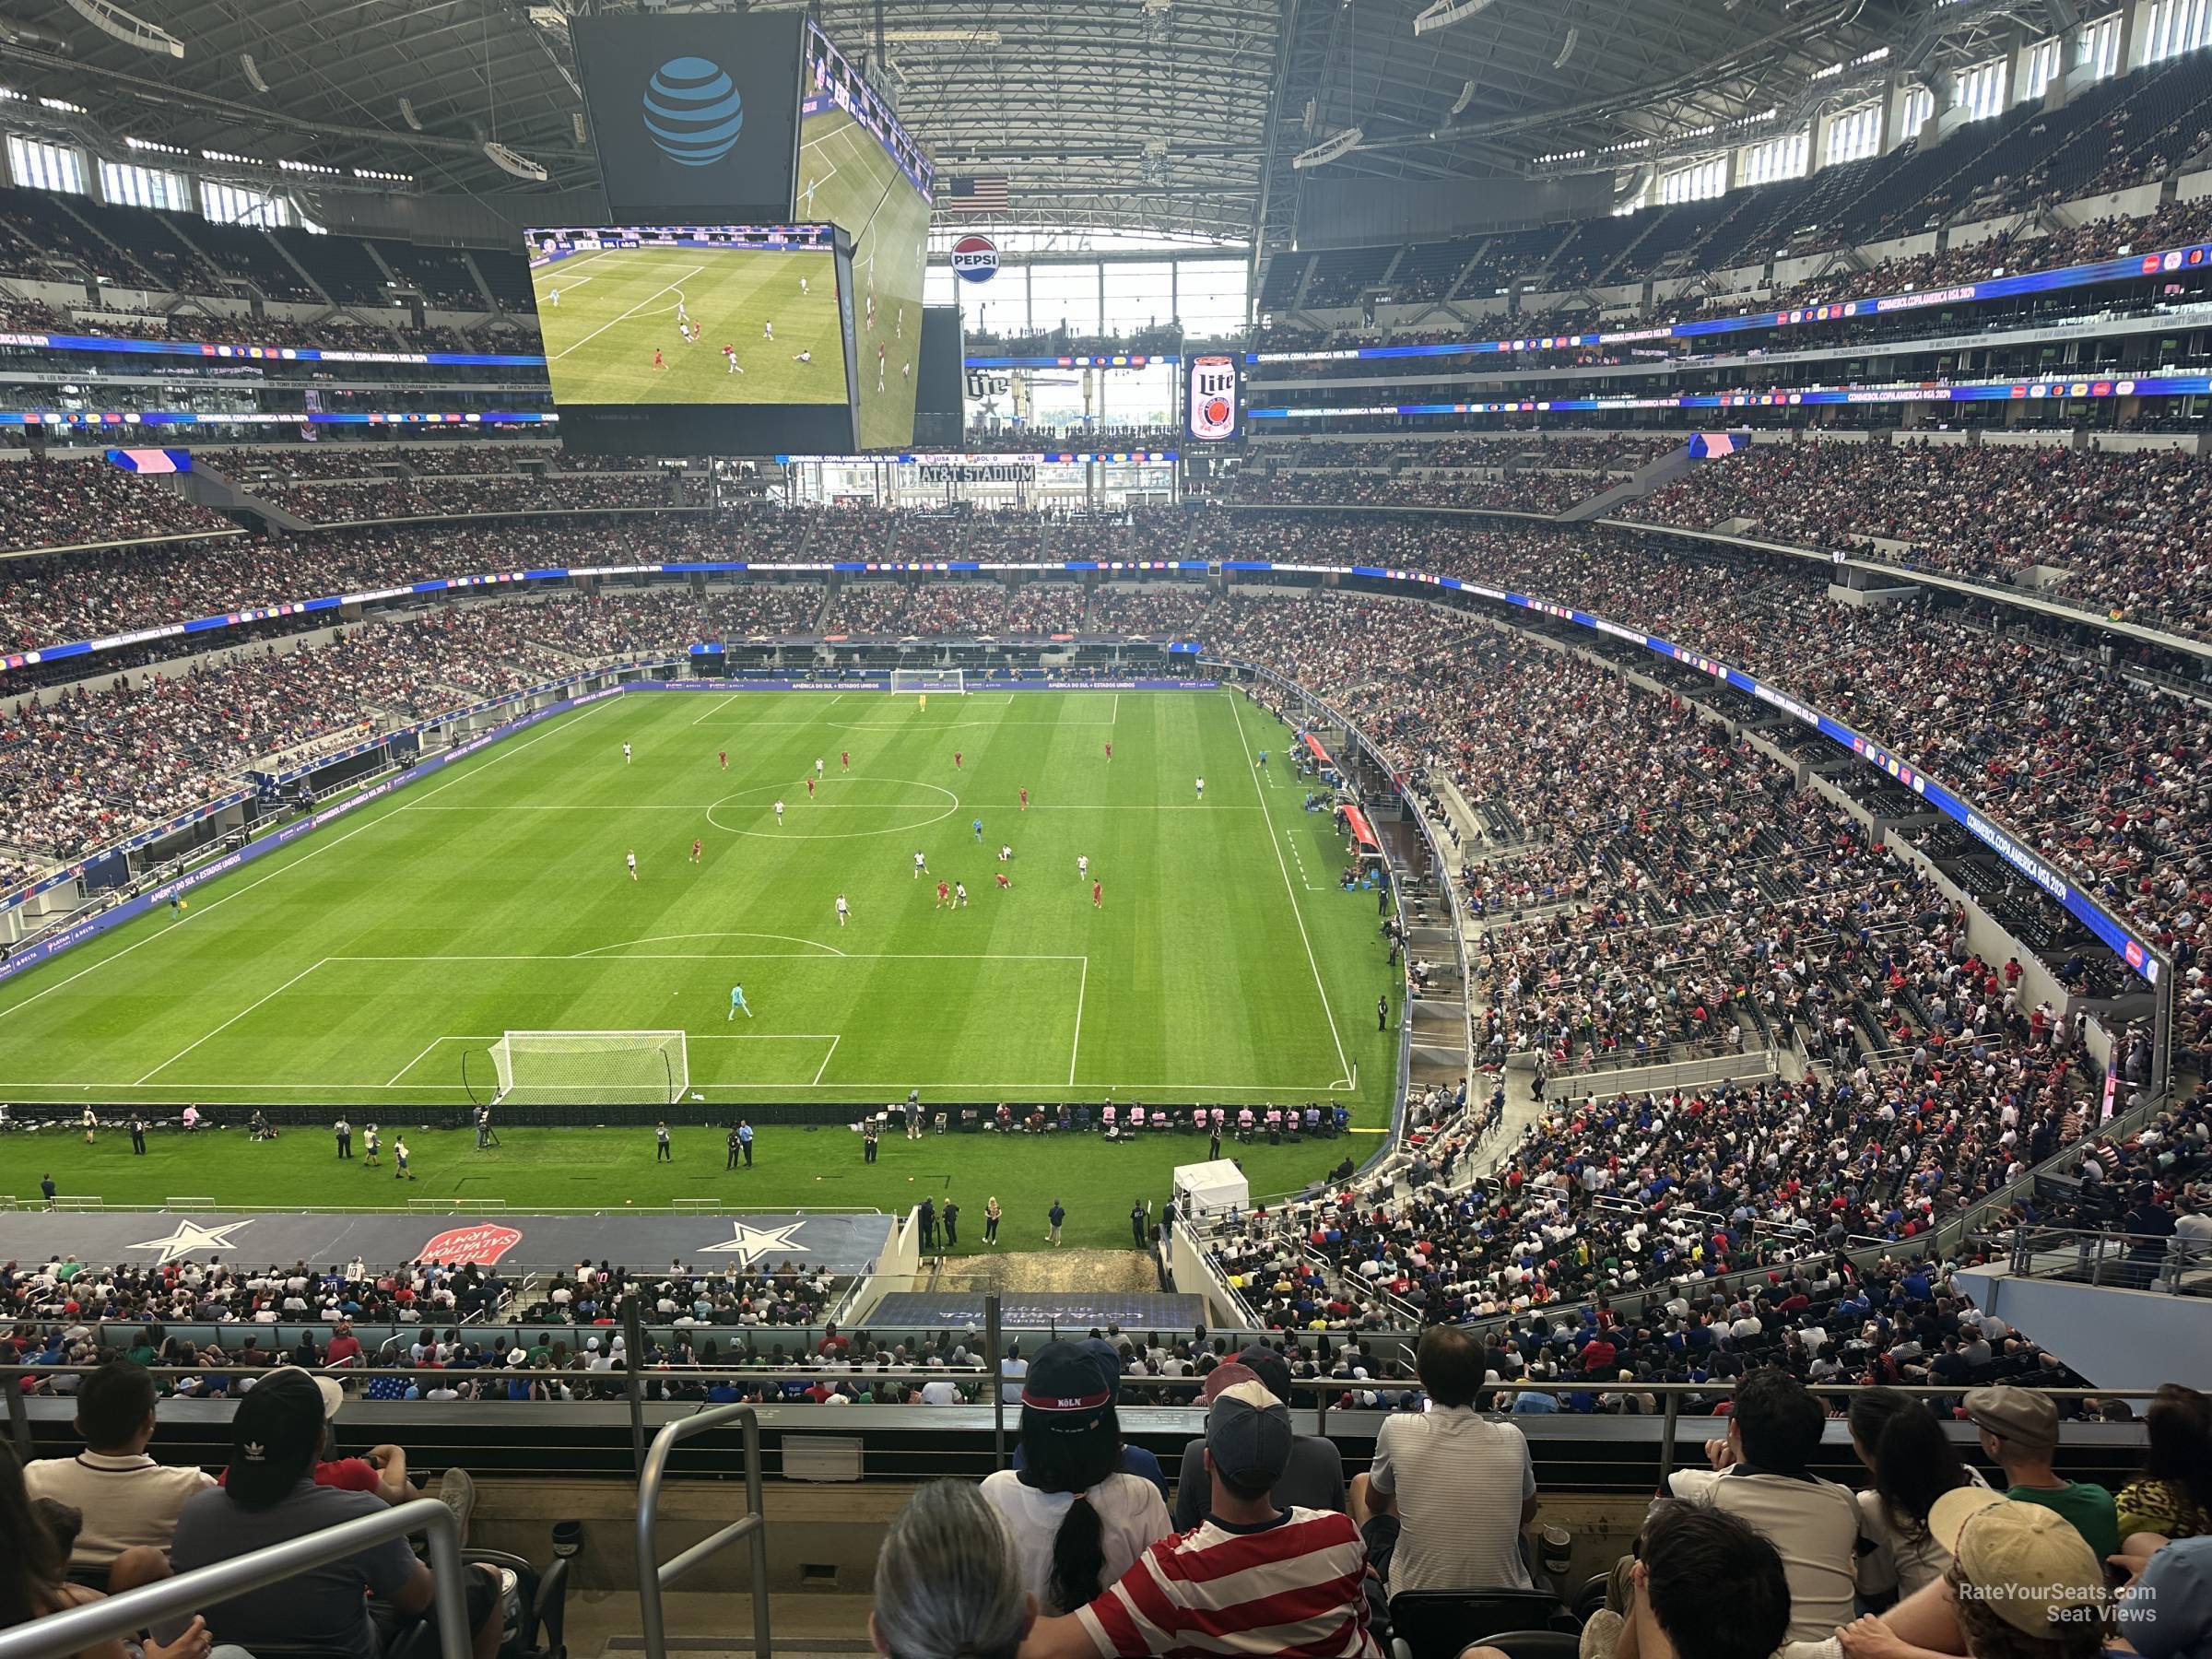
xmin=0 ymin=693 xmax=1397 ymax=1106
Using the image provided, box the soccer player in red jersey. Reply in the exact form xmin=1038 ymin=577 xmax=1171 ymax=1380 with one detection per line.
xmin=840 ymin=750 xmax=850 ymax=772
xmin=653 ymin=348 xmax=665 ymax=371
xmin=806 ymin=776 xmax=816 ymax=798
xmin=1019 ymin=787 xmax=1029 ymax=811
xmin=953 ymin=750 xmax=962 ymax=769
xmin=1092 ymin=880 xmax=1102 ymax=909
xmin=690 ymin=838 xmax=702 ymax=865
xmin=717 ymin=749 xmax=727 ymax=770
xmin=1104 ymin=741 xmax=1112 ymax=762
xmin=935 ymin=880 xmax=950 ymax=911
xmin=995 ymin=871 xmax=1011 ymax=891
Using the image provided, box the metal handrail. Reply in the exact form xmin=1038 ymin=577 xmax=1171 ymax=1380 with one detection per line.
xmin=0 ymin=1497 xmax=469 ymax=1659
xmin=634 ymin=1404 xmax=771 ymax=1659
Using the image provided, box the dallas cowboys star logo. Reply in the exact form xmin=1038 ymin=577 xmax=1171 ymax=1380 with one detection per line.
xmin=127 ymin=1217 xmax=256 ymax=1265
xmin=692 ymin=1220 xmax=805 ymax=1266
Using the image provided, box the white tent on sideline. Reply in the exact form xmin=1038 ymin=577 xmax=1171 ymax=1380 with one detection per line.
xmin=1172 ymin=1159 xmax=1251 ymax=1222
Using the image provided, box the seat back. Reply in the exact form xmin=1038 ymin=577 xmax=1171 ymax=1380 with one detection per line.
xmin=1480 ymin=1632 xmax=1583 ymax=1659
xmin=1387 ymin=1589 xmax=1573 ymax=1659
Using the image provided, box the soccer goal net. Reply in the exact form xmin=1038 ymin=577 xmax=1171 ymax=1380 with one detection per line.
xmin=485 ymin=1030 xmax=689 ymax=1106
xmin=889 ymin=668 xmax=965 ymax=695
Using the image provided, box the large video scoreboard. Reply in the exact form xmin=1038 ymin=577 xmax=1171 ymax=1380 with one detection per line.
xmin=559 ymin=14 xmax=933 ymax=455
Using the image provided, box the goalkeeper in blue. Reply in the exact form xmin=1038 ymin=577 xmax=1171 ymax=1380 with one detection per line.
xmin=728 ymin=982 xmax=753 ymax=1021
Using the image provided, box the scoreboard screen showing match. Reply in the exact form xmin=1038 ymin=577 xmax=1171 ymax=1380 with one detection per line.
xmin=527 ymin=223 xmax=861 ymax=454
xmin=795 ymin=23 xmax=933 ymax=451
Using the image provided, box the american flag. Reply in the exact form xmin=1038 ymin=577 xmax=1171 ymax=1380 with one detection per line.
xmin=944 ymin=174 xmax=1008 ymax=215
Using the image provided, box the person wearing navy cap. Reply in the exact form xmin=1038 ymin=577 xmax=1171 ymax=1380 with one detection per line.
xmin=980 ymin=1342 xmax=1172 ymax=1618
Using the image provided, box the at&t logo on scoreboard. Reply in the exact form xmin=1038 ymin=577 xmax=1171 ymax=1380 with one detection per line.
xmin=1186 ymin=354 xmax=1242 ymax=442
xmin=951 ymin=234 xmax=999 ymax=283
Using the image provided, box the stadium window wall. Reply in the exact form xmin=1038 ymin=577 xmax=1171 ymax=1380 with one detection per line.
xmin=199 ymin=180 xmax=290 ymax=227
xmin=1898 ymin=85 xmax=1936 ymax=142
xmin=1824 ymin=102 xmax=1883 ymax=167
xmin=2146 ymin=0 xmax=2212 ymax=65
xmin=1953 ymin=57 xmax=2010 ymax=122
xmin=99 ymin=160 xmax=192 ymax=212
xmin=1657 ymin=156 xmax=1727 ymax=206
xmin=930 ymin=253 xmax=1248 ymax=339
xmin=2082 ymin=13 xmax=2124 ymax=79
xmin=1738 ymin=129 xmax=1808 ymax=186
xmin=6 ymin=135 xmax=86 ymax=194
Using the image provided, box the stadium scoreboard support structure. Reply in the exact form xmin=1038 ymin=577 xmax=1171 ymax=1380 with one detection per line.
xmin=480 ymin=1030 xmax=690 ymax=1106
xmin=888 ymin=668 xmax=964 ymax=695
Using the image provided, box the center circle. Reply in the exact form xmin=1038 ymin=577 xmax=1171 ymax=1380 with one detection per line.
xmin=704 ymin=778 xmax=960 ymax=841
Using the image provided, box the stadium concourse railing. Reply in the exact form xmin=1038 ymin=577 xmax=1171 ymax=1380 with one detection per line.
xmin=0 ymin=1359 xmax=2171 ymax=1503
xmin=0 ymin=1497 xmax=473 ymax=1659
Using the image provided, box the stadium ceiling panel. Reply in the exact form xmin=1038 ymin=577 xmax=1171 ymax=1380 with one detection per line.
xmin=0 ymin=0 xmax=2098 ymax=248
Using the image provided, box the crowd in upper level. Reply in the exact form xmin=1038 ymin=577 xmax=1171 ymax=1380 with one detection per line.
xmin=1622 ymin=436 xmax=2212 ymax=641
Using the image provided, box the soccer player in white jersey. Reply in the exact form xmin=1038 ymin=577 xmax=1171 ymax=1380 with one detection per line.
xmin=815 ymin=757 xmax=825 ymax=779
xmin=677 ymin=298 xmax=689 ymax=324
xmin=800 ymin=274 xmax=809 ymax=295
xmin=547 ymin=287 xmax=559 ymax=308
xmin=913 ymin=849 xmax=927 ymax=879
xmin=835 ymin=893 xmax=850 ymax=926
xmin=1077 ymin=853 xmax=1089 ymax=883
xmin=626 ymin=849 xmax=638 ymax=882
xmin=724 ymin=343 xmax=743 ymax=374
xmin=774 ymin=799 xmax=785 ymax=826
xmin=792 ymin=348 xmax=812 ymax=364
xmin=763 ymin=318 xmax=775 ymax=341
xmin=623 ymin=742 xmax=632 ymax=765
xmin=1195 ymin=775 xmax=1205 ymax=800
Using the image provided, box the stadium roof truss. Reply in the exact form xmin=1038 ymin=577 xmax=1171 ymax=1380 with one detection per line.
xmin=0 ymin=0 xmax=2111 ymax=248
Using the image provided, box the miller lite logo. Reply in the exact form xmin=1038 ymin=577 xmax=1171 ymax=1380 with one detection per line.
xmin=951 ymin=234 xmax=999 ymax=283
xmin=1189 ymin=354 xmax=1239 ymax=441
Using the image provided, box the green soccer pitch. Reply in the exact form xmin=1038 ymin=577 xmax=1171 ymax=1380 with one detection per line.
xmin=0 ymin=690 xmax=1402 ymax=1230
xmin=532 ymin=245 xmax=845 ymax=406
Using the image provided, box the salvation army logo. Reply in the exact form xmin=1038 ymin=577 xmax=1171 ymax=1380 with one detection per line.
xmin=643 ymin=57 xmax=745 ymax=167
xmin=951 ymin=234 xmax=999 ymax=283
xmin=417 ymin=1223 xmax=522 ymax=1266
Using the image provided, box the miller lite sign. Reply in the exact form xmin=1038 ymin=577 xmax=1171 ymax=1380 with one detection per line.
xmin=951 ymin=233 xmax=999 ymax=283
xmin=1186 ymin=354 xmax=1241 ymax=442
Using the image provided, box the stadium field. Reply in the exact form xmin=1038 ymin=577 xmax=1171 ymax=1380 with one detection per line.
xmin=797 ymin=105 xmax=929 ymax=449
xmin=0 ymin=690 xmax=1398 ymax=1229
xmin=532 ymin=245 xmax=844 ymax=406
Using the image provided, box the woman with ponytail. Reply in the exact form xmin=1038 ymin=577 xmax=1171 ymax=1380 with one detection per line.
xmin=1847 ymin=1387 xmax=1988 ymax=1602
xmin=979 ymin=1342 xmax=1172 ymax=1616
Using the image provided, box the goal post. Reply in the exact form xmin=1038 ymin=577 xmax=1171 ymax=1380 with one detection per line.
xmin=483 ymin=1030 xmax=689 ymax=1106
xmin=889 ymin=668 xmax=964 ymax=695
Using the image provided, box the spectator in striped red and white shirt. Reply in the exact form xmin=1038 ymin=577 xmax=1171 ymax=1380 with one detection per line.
xmin=1018 ymin=1381 xmax=1380 ymax=1659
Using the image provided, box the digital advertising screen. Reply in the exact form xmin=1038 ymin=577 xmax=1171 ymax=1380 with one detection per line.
xmin=571 ymin=13 xmax=806 ymax=224
xmin=796 ymin=22 xmax=934 ymax=450
xmin=1186 ymin=353 xmax=1245 ymax=444
xmin=528 ymin=224 xmax=859 ymax=454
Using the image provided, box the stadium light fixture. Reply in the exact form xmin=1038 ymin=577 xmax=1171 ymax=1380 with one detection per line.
xmin=1450 ymin=78 xmax=1476 ymax=115
xmin=1292 ymin=126 xmax=1364 ymax=167
xmin=483 ymin=140 xmax=547 ymax=182
xmin=61 ymin=0 xmax=182 ymax=57
xmin=1413 ymin=0 xmax=1495 ymax=35
xmin=1552 ymin=27 xmax=1577 ymax=67
xmin=880 ymin=28 xmax=1001 ymax=43
xmin=398 ymin=96 xmax=423 ymax=131
xmin=240 ymin=53 xmax=269 ymax=92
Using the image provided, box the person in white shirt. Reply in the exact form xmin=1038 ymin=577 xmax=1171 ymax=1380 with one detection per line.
xmin=23 ymin=1359 xmax=215 ymax=1581
xmin=1000 ymin=1341 xmax=1030 ymax=1405
xmin=1350 ymin=1326 xmax=1538 ymax=1594
xmin=1658 ymin=1369 xmax=1868 ymax=1643
xmin=979 ymin=1342 xmax=1172 ymax=1616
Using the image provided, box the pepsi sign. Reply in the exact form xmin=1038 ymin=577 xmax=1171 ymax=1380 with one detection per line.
xmin=951 ymin=234 xmax=999 ymax=283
